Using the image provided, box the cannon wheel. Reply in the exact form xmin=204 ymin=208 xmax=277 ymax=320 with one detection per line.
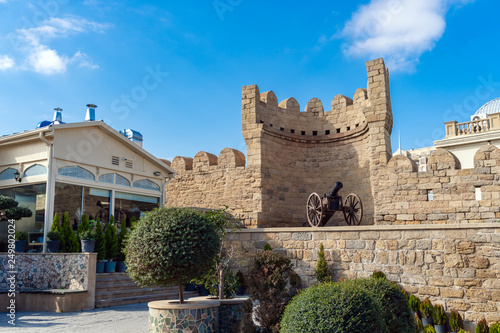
xmin=307 ymin=193 xmax=324 ymax=227
xmin=343 ymin=193 xmax=363 ymax=225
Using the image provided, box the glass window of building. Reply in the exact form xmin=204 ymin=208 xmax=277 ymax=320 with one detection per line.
xmin=114 ymin=192 xmax=159 ymax=225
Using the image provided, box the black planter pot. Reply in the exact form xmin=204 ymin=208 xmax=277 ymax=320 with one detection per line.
xmin=198 ymin=284 xmax=209 ymax=296
xmin=81 ymin=240 xmax=95 ymax=253
xmin=236 ymin=286 xmax=245 ymax=296
xmin=96 ymin=261 xmax=105 ymax=273
xmin=422 ymin=317 xmax=433 ymax=327
xmin=46 ymin=241 xmax=60 ymax=253
xmin=14 ymin=240 xmax=26 ymax=253
xmin=116 ymin=261 xmax=127 ymax=272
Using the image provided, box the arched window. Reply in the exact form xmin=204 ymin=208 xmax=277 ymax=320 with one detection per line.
xmin=98 ymin=173 xmax=114 ymax=184
xmin=0 ymin=168 xmax=17 ymax=181
xmin=24 ymin=164 xmax=47 ymax=177
xmin=58 ymin=166 xmax=95 ymax=181
xmin=115 ymin=174 xmax=130 ymax=187
xmin=133 ymin=179 xmax=161 ymax=191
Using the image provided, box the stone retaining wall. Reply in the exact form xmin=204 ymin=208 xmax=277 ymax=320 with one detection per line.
xmin=227 ymin=223 xmax=500 ymax=325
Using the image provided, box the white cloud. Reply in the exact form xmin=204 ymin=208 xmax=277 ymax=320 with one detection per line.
xmin=10 ymin=16 xmax=110 ymax=75
xmin=0 ymin=55 xmax=15 ymax=70
xmin=338 ymin=0 xmax=474 ymax=72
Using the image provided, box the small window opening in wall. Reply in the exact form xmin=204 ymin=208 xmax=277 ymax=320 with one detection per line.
xmin=336 ymin=128 xmax=341 ymax=133
xmin=291 ymin=129 xmax=295 ymax=134
xmin=347 ymin=126 xmax=350 ymax=131
xmin=280 ymin=127 xmax=284 ymax=131
xmin=355 ymin=123 xmax=359 ymax=128
xmin=312 ymin=131 xmax=317 ymax=136
xmin=475 ymin=187 xmax=482 ymax=201
xmin=325 ymin=130 xmax=330 ymax=135
xmin=269 ymin=124 xmax=273 ymax=127
xmin=301 ymin=131 xmax=306 ymax=135
xmin=427 ymin=190 xmax=433 ymax=201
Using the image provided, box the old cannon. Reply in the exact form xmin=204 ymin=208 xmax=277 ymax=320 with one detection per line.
xmin=306 ymin=181 xmax=363 ymax=227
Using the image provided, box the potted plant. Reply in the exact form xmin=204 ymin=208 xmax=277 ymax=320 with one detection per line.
xmin=458 ymin=330 xmax=469 ymax=333
xmin=420 ymin=298 xmax=434 ymax=327
xmin=14 ymin=231 xmax=27 ymax=252
xmin=408 ymin=295 xmax=421 ymax=317
xmin=46 ymin=230 xmax=60 ymax=253
xmin=60 ymin=212 xmax=78 ymax=252
xmin=126 ymin=207 xmax=222 ymax=331
xmin=94 ymin=219 xmax=106 ymax=273
xmin=490 ymin=323 xmax=500 ymax=333
xmin=424 ymin=324 xmax=437 ymax=333
xmin=415 ymin=312 xmax=424 ymax=333
xmin=432 ymin=304 xmax=447 ymax=333
xmin=450 ymin=310 xmax=464 ymax=333
xmin=104 ymin=218 xmax=118 ymax=273
xmin=476 ymin=318 xmax=489 ymax=333
xmin=116 ymin=222 xmax=128 ymax=272
xmin=79 ymin=230 xmax=95 ymax=253
xmin=236 ymin=271 xmax=245 ymax=295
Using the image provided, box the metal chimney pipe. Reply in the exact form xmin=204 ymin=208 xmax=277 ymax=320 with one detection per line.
xmin=53 ymin=108 xmax=63 ymax=123
xmin=85 ymin=104 xmax=97 ymax=122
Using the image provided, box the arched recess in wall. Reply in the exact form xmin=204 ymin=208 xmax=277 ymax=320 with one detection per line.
xmin=115 ymin=174 xmax=130 ymax=187
xmin=133 ymin=179 xmax=160 ymax=191
xmin=58 ymin=166 xmax=95 ymax=181
xmin=98 ymin=173 xmax=115 ymax=184
xmin=0 ymin=168 xmax=18 ymax=181
xmin=24 ymin=164 xmax=47 ymax=178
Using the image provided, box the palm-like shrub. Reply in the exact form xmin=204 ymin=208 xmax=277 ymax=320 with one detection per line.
xmin=476 ymin=318 xmax=489 ymax=333
xmin=420 ymin=298 xmax=434 ymax=319
xmin=280 ymin=281 xmax=385 ymax=333
xmin=315 ymin=243 xmax=331 ymax=283
xmin=126 ymin=207 xmax=221 ymax=303
xmin=450 ymin=310 xmax=464 ymax=332
xmin=433 ymin=304 xmax=447 ymax=325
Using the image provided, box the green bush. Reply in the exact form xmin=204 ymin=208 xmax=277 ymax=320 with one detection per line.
xmin=315 ymin=243 xmax=331 ymax=283
xmin=372 ymin=271 xmax=387 ymax=279
xmin=423 ymin=324 xmax=436 ymax=333
xmin=345 ymin=278 xmax=415 ymax=333
xmin=489 ymin=323 xmax=500 ymax=333
xmin=264 ymin=243 xmax=273 ymax=251
xmin=408 ymin=295 xmax=421 ymax=314
xmin=458 ymin=330 xmax=470 ymax=333
xmin=245 ymin=250 xmax=293 ymax=332
xmin=420 ymin=298 xmax=433 ymax=318
xmin=14 ymin=231 xmax=27 ymax=241
xmin=433 ymin=304 xmax=447 ymax=325
xmin=117 ymin=222 xmax=128 ymax=262
xmin=0 ymin=195 xmax=32 ymax=220
xmin=94 ymin=219 xmax=106 ymax=260
xmin=79 ymin=230 xmax=95 ymax=241
xmin=47 ymin=230 xmax=60 ymax=241
xmin=280 ymin=281 xmax=385 ymax=333
xmin=104 ymin=216 xmax=119 ymax=260
xmin=126 ymin=207 xmax=221 ymax=303
xmin=477 ymin=318 xmax=489 ymax=333
xmin=50 ymin=213 xmax=61 ymax=233
xmin=60 ymin=212 xmax=78 ymax=252
xmin=450 ymin=310 xmax=464 ymax=332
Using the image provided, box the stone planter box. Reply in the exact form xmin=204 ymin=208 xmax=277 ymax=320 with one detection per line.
xmin=188 ymin=295 xmax=248 ymax=333
xmin=148 ymin=299 xmax=220 ymax=333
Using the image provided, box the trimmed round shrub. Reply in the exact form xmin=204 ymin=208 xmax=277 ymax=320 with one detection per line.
xmin=280 ymin=282 xmax=385 ymax=333
xmin=345 ymin=278 xmax=415 ymax=333
xmin=490 ymin=323 xmax=500 ymax=333
xmin=424 ymin=324 xmax=437 ymax=333
xmin=125 ymin=207 xmax=221 ymax=302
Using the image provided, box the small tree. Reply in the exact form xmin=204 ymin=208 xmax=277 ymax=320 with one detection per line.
xmin=117 ymin=222 xmax=128 ymax=262
xmin=126 ymin=207 xmax=221 ymax=303
xmin=60 ymin=212 xmax=78 ymax=252
xmin=104 ymin=215 xmax=118 ymax=261
xmin=315 ymin=243 xmax=330 ymax=283
xmin=50 ymin=212 xmax=62 ymax=233
xmin=0 ymin=195 xmax=32 ymax=221
xmin=94 ymin=219 xmax=106 ymax=260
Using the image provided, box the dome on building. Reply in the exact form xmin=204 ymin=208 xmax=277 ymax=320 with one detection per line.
xmin=474 ymin=97 xmax=500 ymax=117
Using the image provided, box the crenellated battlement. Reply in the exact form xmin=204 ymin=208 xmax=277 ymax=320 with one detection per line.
xmin=169 ymin=148 xmax=246 ymax=175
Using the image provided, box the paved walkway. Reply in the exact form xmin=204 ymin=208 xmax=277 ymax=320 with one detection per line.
xmin=0 ymin=302 xmax=150 ymax=333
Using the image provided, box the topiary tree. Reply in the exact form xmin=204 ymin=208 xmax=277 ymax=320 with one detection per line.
xmin=424 ymin=324 xmax=437 ymax=333
xmin=104 ymin=215 xmax=118 ymax=261
xmin=0 ymin=195 xmax=32 ymax=221
xmin=315 ymin=243 xmax=330 ymax=283
xmin=126 ymin=207 xmax=221 ymax=303
xmin=94 ymin=219 xmax=106 ymax=260
xmin=476 ymin=318 xmax=489 ymax=333
xmin=408 ymin=295 xmax=421 ymax=316
xmin=50 ymin=212 xmax=62 ymax=233
xmin=450 ymin=310 xmax=464 ymax=332
xmin=490 ymin=323 xmax=500 ymax=333
xmin=60 ymin=212 xmax=78 ymax=252
xmin=433 ymin=304 xmax=447 ymax=326
xmin=117 ymin=221 xmax=128 ymax=262
xmin=280 ymin=281 xmax=386 ymax=333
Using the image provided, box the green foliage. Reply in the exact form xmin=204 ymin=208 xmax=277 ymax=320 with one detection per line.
xmin=60 ymin=212 xmax=79 ymax=252
xmin=419 ymin=298 xmax=434 ymax=318
xmin=408 ymin=295 xmax=421 ymax=313
xmin=77 ymin=214 xmax=91 ymax=235
xmin=14 ymin=231 xmax=27 ymax=241
xmin=423 ymin=324 xmax=437 ymax=333
xmin=51 ymin=213 xmax=62 ymax=233
xmin=0 ymin=195 xmax=32 ymax=220
xmin=117 ymin=223 xmax=128 ymax=261
xmin=372 ymin=271 xmax=387 ymax=279
xmin=199 ymin=269 xmax=239 ymax=299
xmin=489 ymin=323 xmax=500 ymax=333
xmin=450 ymin=310 xmax=464 ymax=332
xmin=289 ymin=272 xmax=301 ymax=288
xmin=94 ymin=219 xmax=106 ymax=260
xmin=125 ymin=207 xmax=221 ymax=300
xmin=247 ymin=250 xmax=293 ymax=332
xmin=104 ymin=219 xmax=118 ymax=260
xmin=79 ymin=230 xmax=95 ymax=241
xmin=414 ymin=313 xmax=423 ymax=333
xmin=264 ymin=243 xmax=273 ymax=251
xmin=433 ymin=304 xmax=447 ymax=325
xmin=345 ymin=278 xmax=415 ymax=333
xmin=130 ymin=216 xmax=138 ymax=230
xmin=476 ymin=318 xmax=489 ymax=333
xmin=236 ymin=270 xmax=245 ymax=285
xmin=458 ymin=330 xmax=470 ymax=333
xmin=315 ymin=243 xmax=331 ymax=283
xmin=47 ymin=230 xmax=60 ymax=241
xmin=280 ymin=281 xmax=385 ymax=333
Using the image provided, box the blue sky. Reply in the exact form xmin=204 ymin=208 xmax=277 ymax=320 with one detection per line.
xmin=1 ymin=0 xmax=499 ymax=162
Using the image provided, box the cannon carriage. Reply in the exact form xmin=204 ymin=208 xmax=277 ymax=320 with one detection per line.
xmin=306 ymin=181 xmax=363 ymax=227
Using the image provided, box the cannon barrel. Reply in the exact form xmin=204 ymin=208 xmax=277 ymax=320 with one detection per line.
xmin=328 ymin=181 xmax=343 ymax=198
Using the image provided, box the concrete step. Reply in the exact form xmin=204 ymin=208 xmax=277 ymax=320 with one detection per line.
xmin=95 ymin=291 xmax=197 ymax=308
xmin=95 ymin=288 xmax=177 ymax=300
xmin=96 ymin=282 xmax=142 ymax=292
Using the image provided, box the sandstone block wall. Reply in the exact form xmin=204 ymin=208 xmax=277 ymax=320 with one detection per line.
xmin=375 ymin=145 xmax=500 ymax=224
xmin=227 ymin=224 xmax=500 ymax=327
xmin=166 ymin=58 xmax=393 ymax=227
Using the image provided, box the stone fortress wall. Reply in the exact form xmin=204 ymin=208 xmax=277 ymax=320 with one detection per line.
xmin=166 ymin=58 xmax=393 ymax=227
